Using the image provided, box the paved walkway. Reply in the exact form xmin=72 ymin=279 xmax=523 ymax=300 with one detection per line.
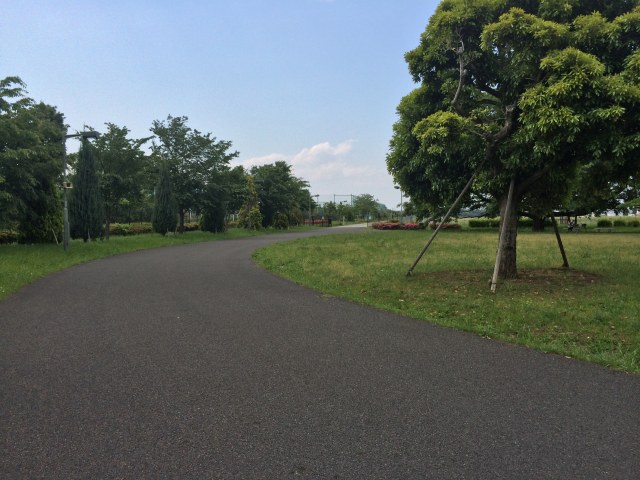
xmin=1 ymin=228 xmax=639 ymax=479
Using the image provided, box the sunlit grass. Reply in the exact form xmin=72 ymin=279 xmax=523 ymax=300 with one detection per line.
xmin=255 ymin=229 xmax=640 ymax=373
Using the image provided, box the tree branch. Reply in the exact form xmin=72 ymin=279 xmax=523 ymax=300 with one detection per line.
xmin=516 ymin=164 xmax=552 ymax=196
xmin=451 ymin=39 xmax=466 ymax=114
xmin=486 ymin=104 xmax=517 ymax=144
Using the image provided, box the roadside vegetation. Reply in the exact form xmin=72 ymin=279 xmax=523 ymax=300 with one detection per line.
xmin=254 ymin=228 xmax=640 ymax=373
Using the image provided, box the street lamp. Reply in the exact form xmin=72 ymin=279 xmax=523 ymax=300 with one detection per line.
xmin=394 ymin=185 xmax=403 ymax=224
xmin=62 ymin=130 xmax=100 ymax=251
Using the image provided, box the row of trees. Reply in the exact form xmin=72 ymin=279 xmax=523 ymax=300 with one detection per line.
xmin=387 ymin=0 xmax=640 ymax=279
xmin=317 ymin=194 xmax=389 ymax=221
xmin=0 ymin=77 xmax=319 ymax=243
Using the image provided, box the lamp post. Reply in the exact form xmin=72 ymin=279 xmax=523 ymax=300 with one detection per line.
xmin=394 ymin=185 xmax=403 ymax=223
xmin=62 ymin=130 xmax=100 ymax=251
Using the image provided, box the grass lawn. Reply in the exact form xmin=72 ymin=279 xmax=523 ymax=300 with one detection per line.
xmin=254 ymin=229 xmax=640 ymax=374
xmin=0 ymin=226 xmax=313 ymax=301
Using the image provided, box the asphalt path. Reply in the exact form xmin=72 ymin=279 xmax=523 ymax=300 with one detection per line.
xmin=2 ymin=227 xmax=639 ymax=479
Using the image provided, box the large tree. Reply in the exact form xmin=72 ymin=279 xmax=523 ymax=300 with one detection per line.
xmin=152 ymin=160 xmax=177 ymax=235
xmin=250 ymin=161 xmax=310 ymax=227
xmin=353 ymin=194 xmax=379 ymax=221
xmin=0 ymin=77 xmax=65 ymax=243
xmin=388 ymin=0 xmax=640 ymax=279
xmin=70 ymin=138 xmax=104 ymax=241
xmin=150 ymin=115 xmax=238 ymax=232
xmin=94 ymin=123 xmax=150 ymax=239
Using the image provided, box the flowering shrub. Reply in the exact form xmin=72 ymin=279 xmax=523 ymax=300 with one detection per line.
xmin=371 ymin=222 xmax=424 ymax=230
xmin=304 ymin=218 xmax=332 ymax=226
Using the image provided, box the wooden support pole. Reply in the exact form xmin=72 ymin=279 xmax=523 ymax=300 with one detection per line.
xmin=406 ymin=173 xmax=476 ymax=276
xmin=491 ymin=178 xmax=515 ymax=293
xmin=550 ymin=213 xmax=570 ymax=268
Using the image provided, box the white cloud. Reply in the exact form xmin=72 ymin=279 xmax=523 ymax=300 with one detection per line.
xmin=236 ymin=140 xmax=376 ymax=180
xmin=238 ymin=153 xmax=288 ymax=169
xmin=232 ymin=140 xmax=396 ymax=204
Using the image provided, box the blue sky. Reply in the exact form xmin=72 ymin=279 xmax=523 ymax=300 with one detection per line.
xmin=1 ymin=0 xmax=439 ymax=208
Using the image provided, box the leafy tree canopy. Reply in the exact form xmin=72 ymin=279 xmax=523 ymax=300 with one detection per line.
xmin=0 ymin=76 xmax=65 ymax=242
xmin=250 ymin=161 xmax=310 ymax=227
xmin=150 ymin=115 xmax=239 ymax=231
xmin=94 ymin=123 xmax=151 ymax=239
xmin=388 ymin=0 xmax=640 ymax=277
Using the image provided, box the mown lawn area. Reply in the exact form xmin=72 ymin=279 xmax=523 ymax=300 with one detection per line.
xmin=254 ymin=229 xmax=640 ymax=373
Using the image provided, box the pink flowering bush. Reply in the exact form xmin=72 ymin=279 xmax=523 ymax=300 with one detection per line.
xmin=371 ymin=222 xmax=424 ymax=230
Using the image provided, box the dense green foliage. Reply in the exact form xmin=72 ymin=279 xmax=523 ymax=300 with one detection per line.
xmin=152 ymin=161 xmax=177 ymax=235
xmin=0 ymin=76 xmax=337 ymax=242
xmin=250 ymin=161 xmax=310 ymax=228
xmin=0 ymin=77 xmax=65 ymax=243
xmin=150 ymin=115 xmax=239 ymax=232
xmin=69 ymin=139 xmax=104 ymax=241
xmin=388 ymin=0 xmax=640 ymax=277
xmin=238 ymin=175 xmax=263 ymax=230
xmin=94 ymin=123 xmax=151 ymax=238
xmin=353 ymin=194 xmax=380 ymax=220
xmin=200 ymin=172 xmax=228 ymax=233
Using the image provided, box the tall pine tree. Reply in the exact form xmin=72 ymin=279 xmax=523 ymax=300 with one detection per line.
xmin=69 ymin=138 xmax=104 ymax=241
xmin=152 ymin=161 xmax=177 ymax=235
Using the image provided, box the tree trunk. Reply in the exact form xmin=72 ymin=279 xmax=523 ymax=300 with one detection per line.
xmin=497 ymin=189 xmax=519 ymax=279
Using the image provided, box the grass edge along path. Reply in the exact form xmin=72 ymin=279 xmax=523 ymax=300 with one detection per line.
xmin=0 ymin=227 xmax=314 ymax=301
xmin=254 ymin=229 xmax=640 ymax=374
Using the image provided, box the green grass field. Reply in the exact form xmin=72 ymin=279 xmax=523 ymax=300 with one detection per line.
xmin=254 ymin=229 xmax=640 ymax=373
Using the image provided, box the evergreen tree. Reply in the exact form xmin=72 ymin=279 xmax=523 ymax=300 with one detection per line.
xmin=69 ymin=138 xmax=104 ymax=241
xmin=200 ymin=177 xmax=228 ymax=233
xmin=152 ymin=161 xmax=177 ymax=235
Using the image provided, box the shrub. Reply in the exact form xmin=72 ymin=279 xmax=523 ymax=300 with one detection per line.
xmin=183 ymin=222 xmax=200 ymax=232
xmin=371 ymin=222 xmax=424 ymax=230
xmin=468 ymin=219 xmax=500 ymax=228
xmin=403 ymin=223 xmax=425 ymax=230
xmin=304 ymin=219 xmax=326 ymax=225
xmin=428 ymin=222 xmax=461 ymax=230
xmin=129 ymin=223 xmax=153 ymax=235
xmin=0 ymin=230 xmax=18 ymax=244
xmin=613 ymin=220 xmax=627 ymax=227
xmin=629 ymin=220 xmax=640 ymax=227
xmin=288 ymin=208 xmax=304 ymax=226
xmin=518 ymin=218 xmax=533 ymax=228
xmin=239 ymin=206 xmax=263 ymax=230
xmin=107 ymin=223 xmax=154 ymax=236
xmin=273 ymin=212 xmax=289 ymax=229
xmin=109 ymin=223 xmax=131 ymax=236
xmin=597 ymin=219 xmax=613 ymax=228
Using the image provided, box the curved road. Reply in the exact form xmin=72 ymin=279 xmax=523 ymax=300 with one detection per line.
xmin=2 ymin=228 xmax=639 ymax=479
